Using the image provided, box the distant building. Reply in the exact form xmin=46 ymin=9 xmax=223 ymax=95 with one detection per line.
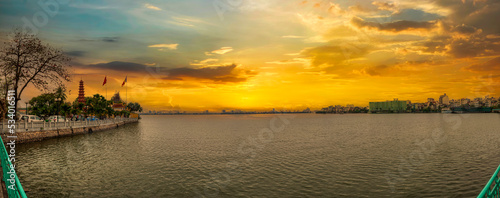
xmin=460 ymin=98 xmax=470 ymax=105
xmin=485 ymin=100 xmax=492 ymax=107
xmin=369 ymin=99 xmax=409 ymax=113
xmin=113 ymin=103 xmax=125 ymax=111
xmin=335 ymin=105 xmax=343 ymax=113
xmin=111 ymin=92 xmax=125 ymax=111
xmin=472 ymin=100 xmax=481 ymax=107
xmin=78 ymin=80 xmax=85 ymax=103
xmin=412 ymin=103 xmax=425 ymax=111
xmin=439 ymin=93 xmax=450 ymax=105
xmin=427 ymin=98 xmax=435 ymax=103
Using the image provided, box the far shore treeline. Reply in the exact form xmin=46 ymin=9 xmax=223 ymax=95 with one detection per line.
xmin=0 ymin=29 xmax=142 ymax=120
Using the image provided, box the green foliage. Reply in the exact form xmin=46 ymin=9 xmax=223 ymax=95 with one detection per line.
xmin=54 ymin=86 xmax=67 ymax=101
xmin=71 ymin=98 xmax=84 ymax=116
xmin=25 ymin=88 xmax=143 ymax=119
xmin=85 ymin=94 xmax=113 ymax=119
xmin=28 ymin=86 xmax=68 ymax=118
xmin=127 ymin=102 xmax=143 ymax=112
xmin=120 ymin=110 xmax=130 ymax=117
xmin=60 ymin=103 xmax=72 ymax=117
xmin=29 ymin=93 xmax=55 ymax=118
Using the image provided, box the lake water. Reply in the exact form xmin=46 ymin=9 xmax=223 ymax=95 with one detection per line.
xmin=15 ymin=114 xmax=500 ymax=197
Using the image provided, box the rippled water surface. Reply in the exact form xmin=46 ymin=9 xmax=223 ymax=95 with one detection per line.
xmin=15 ymin=114 xmax=500 ymax=197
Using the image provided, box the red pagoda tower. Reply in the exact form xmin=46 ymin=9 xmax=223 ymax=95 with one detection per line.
xmin=78 ymin=80 xmax=85 ymax=103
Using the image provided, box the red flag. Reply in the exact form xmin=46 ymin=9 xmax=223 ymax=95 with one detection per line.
xmin=122 ymin=76 xmax=127 ymax=87
xmin=103 ymin=76 xmax=107 ymax=86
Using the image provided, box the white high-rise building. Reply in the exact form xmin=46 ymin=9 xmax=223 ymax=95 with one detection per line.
xmin=439 ymin=93 xmax=450 ymax=105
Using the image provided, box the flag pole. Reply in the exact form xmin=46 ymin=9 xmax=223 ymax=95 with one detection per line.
xmin=125 ymin=76 xmax=128 ymax=105
xmin=121 ymin=76 xmax=128 ymax=106
xmin=103 ymin=75 xmax=108 ymax=100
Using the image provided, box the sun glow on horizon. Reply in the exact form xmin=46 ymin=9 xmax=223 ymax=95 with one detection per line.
xmin=2 ymin=0 xmax=499 ymax=111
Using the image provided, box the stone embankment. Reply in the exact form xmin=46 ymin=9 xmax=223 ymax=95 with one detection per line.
xmin=0 ymin=118 xmax=138 ymax=144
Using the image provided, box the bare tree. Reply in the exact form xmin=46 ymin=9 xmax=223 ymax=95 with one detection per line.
xmin=0 ymin=29 xmax=71 ymax=118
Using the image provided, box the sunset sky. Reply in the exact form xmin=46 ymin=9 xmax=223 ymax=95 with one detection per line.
xmin=1 ymin=0 xmax=499 ymax=111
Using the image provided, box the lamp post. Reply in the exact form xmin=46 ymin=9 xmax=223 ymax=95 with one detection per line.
xmin=25 ymin=102 xmax=28 ymax=115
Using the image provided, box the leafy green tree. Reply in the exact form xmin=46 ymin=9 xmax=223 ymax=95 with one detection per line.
xmin=120 ymin=110 xmax=130 ymax=118
xmin=70 ymin=98 xmax=84 ymax=119
xmin=85 ymin=94 xmax=113 ymax=119
xmin=28 ymin=93 xmax=55 ymax=118
xmin=27 ymin=86 xmax=68 ymax=118
xmin=60 ymin=102 xmax=72 ymax=118
xmin=105 ymin=106 xmax=114 ymax=117
xmin=54 ymin=86 xmax=67 ymax=101
xmin=127 ymin=102 xmax=143 ymax=112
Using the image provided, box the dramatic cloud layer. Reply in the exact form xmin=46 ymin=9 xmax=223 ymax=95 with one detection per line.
xmin=2 ymin=0 xmax=499 ymax=110
xmin=351 ymin=17 xmax=436 ymax=32
xmin=165 ymin=64 xmax=251 ymax=82
xmin=65 ymin=50 xmax=86 ymax=57
xmin=84 ymin=61 xmax=150 ymax=72
xmin=78 ymin=61 xmax=254 ymax=83
xmin=466 ymin=56 xmax=500 ymax=72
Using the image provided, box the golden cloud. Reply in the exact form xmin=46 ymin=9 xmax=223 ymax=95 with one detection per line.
xmin=148 ymin=44 xmax=178 ymax=50
xmin=206 ymin=47 xmax=233 ymax=55
xmin=144 ymin=3 xmax=161 ymax=11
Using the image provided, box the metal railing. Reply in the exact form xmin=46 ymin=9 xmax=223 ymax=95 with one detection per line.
xmin=0 ymin=135 xmax=27 ymax=198
xmin=0 ymin=117 xmax=138 ymax=133
xmin=478 ymin=165 xmax=500 ymax=198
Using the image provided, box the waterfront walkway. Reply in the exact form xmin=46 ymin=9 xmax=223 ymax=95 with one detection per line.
xmin=0 ymin=117 xmax=138 ymax=144
xmin=0 ymin=117 xmax=138 ymax=133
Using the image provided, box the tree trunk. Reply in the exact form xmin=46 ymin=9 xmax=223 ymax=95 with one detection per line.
xmin=12 ymin=84 xmax=19 ymax=120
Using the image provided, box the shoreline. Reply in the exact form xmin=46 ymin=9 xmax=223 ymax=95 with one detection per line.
xmin=140 ymin=112 xmax=500 ymax=115
xmin=0 ymin=118 xmax=138 ymax=144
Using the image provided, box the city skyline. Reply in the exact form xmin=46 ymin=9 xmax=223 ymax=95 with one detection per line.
xmin=1 ymin=0 xmax=499 ymax=111
xmin=142 ymin=93 xmax=498 ymax=113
